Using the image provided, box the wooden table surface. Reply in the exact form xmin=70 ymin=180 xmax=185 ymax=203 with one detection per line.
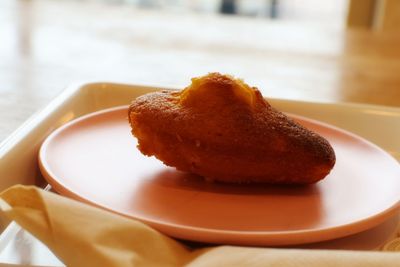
xmin=1 ymin=0 xmax=400 ymax=142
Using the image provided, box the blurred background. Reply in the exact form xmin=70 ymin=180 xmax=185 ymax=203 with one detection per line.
xmin=52 ymin=0 xmax=399 ymax=30
xmin=1 ymin=0 xmax=400 ymax=141
xmin=80 ymin=0 xmax=348 ymax=27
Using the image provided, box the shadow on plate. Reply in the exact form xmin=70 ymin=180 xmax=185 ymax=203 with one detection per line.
xmin=129 ymin=168 xmax=323 ymax=232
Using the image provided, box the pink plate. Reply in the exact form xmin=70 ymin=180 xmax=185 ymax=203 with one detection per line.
xmin=38 ymin=106 xmax=400 ymax=246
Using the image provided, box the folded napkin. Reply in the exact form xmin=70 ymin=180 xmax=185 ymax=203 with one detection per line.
xmin=0 ymin=185 xmax=399 ymax=267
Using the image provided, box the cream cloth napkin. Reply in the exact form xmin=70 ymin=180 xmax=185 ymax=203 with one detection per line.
xmin=0 ymin=185 xmax=399 ymax=267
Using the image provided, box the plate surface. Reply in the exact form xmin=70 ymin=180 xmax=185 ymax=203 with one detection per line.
xmin=39 ymin=106 xmax=400 ymax=246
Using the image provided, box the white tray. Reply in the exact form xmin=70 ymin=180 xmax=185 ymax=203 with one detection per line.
xmin=0 ymin=82 xmax=399 ymax=266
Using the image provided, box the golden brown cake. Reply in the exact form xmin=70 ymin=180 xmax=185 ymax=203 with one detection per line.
xmin=128 ymin=73 xmax=336 ymax=184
